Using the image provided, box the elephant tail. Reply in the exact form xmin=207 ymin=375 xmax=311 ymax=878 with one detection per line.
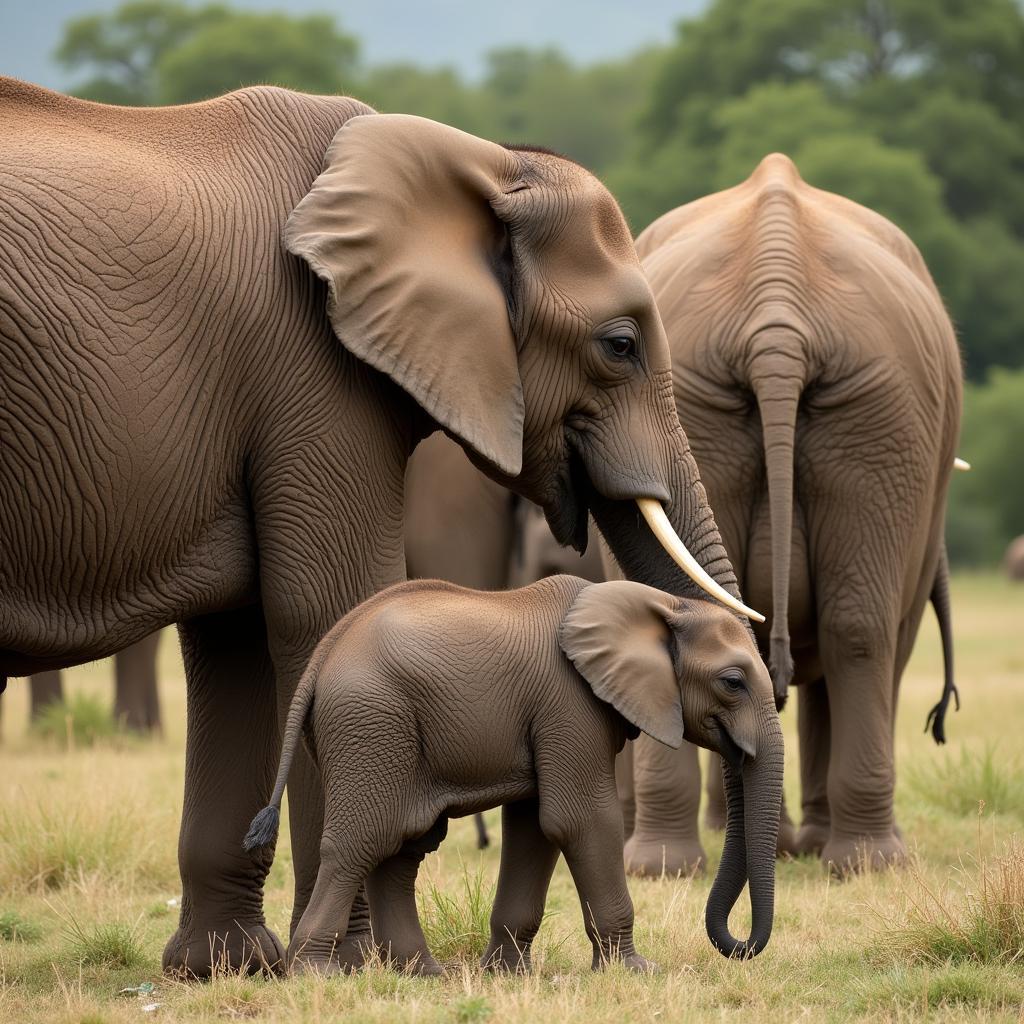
xmin=751 ymin=340 xmax=803 ymax=710
xmin=243 ymin=652 xmax=321 ymax=854
xmin=924 ymin=544 xmax=960 ymax=744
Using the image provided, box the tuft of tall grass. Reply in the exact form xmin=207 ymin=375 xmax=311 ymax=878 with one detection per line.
xmin=417 ymin=859 xmax=495 ymax=963
xmin=907 ymin=744 xmax=1024 ymax=822
xmin=56 ymin=907 xmax=146 ymax=969
xmin=31 ymin=694 xmax=118 ymax=749
xmin=873 ymin=811 xmax=1024 ymax=967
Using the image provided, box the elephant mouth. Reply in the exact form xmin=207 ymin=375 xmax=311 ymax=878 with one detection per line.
xmin=545 ymin=447 xmax=592 ymax=555
xmin=713 ymin=717 xmax=748 ymax=774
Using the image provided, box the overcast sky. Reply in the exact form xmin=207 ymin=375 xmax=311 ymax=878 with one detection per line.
xmin=2 ymin=1 xmax=705 ymax=90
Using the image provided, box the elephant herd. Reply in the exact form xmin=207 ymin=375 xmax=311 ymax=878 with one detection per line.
xmin=0 ymin=78 xmax=963 ymax=977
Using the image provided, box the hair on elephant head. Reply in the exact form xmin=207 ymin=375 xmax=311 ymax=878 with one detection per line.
xmin=559 ymin=581 xmax=783 ymax=958
xmin=286 ymin=113 xmax=760 ymax=622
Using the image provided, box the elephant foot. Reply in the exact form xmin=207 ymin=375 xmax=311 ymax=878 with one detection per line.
xmin=822 ymin=832 xmax=906 ymax=875
xmin=794 ymin=821 xmax=830 ymax=857
xmin=591 ymin=947 xmax=658 ymax=973
xmin=287 ymin=929 xmax=373 ymax=976
xmin=393 ymin=952 xmax=445 ymax=977
xmin=776 ymin=815 xmax=800 ymax=858
xmin=624 ymin=834 xmax=706 ymax=878
xmin=481 ymin=940 xmax=533 ymax=974
xmin=621 ymin=952 xmax=658 ymax=974
xmin=162 ymin=920 xmax=284 ymax=978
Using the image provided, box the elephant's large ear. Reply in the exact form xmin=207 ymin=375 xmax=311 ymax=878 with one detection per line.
xmin=559 ymin=581 xmax=683 ymax=749
xmin=285 ymin=114 xmax=525 ymax=477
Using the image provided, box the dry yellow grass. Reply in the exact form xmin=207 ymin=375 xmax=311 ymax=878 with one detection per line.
xmin=1 ymin=573 xmax=1023 ymax=1022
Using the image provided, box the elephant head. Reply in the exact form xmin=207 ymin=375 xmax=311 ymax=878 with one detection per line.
xmin=285 ymin=113 xmax=761 ymax=622
xmin=559 ymin=580 xmax=783 ymax=958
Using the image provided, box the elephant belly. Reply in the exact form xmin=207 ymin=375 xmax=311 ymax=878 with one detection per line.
xmin=0 ymin=496 xmax=259 ymax=674
xmin=440 ymin=775 xmax=538 ymax=820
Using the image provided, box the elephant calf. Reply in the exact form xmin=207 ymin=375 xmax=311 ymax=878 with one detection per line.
xmin=244 ymin=575 xmax=783 ymax=975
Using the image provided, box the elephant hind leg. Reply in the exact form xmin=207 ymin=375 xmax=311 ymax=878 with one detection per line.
xmin=367 ymin=816 xmax=449 ymax=976
xmin=483 ymin=797 xmax=560 ymax=974
xmin=288 ymin=835 xmax=370 ymax=975
xmin=795 ymin=677 xmax=831 ymax=856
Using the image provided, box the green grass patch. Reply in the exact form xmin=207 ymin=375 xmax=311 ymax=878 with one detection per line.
xmin=31 ymin=693 xmax=118 ymax=748
xmin=0 ymin=796 xmax=169 ymax=890
xmin=58 ymin=909 xmax=146 ymax=970
xmin=872 ymin=831 xmax=1024 ymax=967
xmin=907 ymin=744 xmax=1024 ymax=822
xmin=0 ymin=908 xmax=43 ymax=942
xmin=418 ymin=859 xmax=494 ymax=962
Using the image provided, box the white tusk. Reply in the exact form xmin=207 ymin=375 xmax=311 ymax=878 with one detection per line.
xmin=636 ymin=498 xmax=766 ymax=623
xmin=953 ymin=457 xmax=971 ymax=472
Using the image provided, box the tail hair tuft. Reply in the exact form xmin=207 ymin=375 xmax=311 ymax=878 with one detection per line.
xmin=243 ymin=805 xmax=281 ymax=853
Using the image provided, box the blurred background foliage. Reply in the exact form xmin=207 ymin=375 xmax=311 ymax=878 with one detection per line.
xmin=53 ymin=0 xmax=1024 ymax=566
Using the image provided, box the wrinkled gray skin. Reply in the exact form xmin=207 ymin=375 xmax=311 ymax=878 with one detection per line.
xmin=1 ymin=80 xmax=747 ymax=976
xmin=632 ymin=155 xmax=962 ymax=871
xmin=245 ymin=576 xmax=783 ymax=974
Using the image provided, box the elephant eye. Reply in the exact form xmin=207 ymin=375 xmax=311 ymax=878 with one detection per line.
xmin=606 ymin=336 xmax=636 ymax=359
xmin=720 ymin=673 xmax=746 ymax=692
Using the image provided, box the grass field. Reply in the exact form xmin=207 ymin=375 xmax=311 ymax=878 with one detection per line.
xmin=1 ymin=574 xmax=1023 ymax=1022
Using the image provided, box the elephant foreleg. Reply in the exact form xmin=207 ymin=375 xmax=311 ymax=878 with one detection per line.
xmin=795 ymin=678 xmax=831 ymax=856
xmin=162 ymin=605 xmax=285 ymax=977
xmin=819 ymin=619 xmax=904 ymax=872
xmin=615 ymin=743 xmax=635 ymax=840
xmin=703 ymin=751 xmax=726 ymax=830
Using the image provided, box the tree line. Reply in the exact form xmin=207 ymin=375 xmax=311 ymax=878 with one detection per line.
xmin=52 ymin=0 xmax=1024 ymax=562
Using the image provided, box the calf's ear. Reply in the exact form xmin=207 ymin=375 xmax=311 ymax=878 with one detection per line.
xmin=558 ymin=581 xmax=683 ymax=749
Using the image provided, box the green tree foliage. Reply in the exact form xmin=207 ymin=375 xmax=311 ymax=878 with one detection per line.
xmin=946 ymin=369 xmax=1024 ymax=566
xmin=55 ymin=1 xmax=359 ymax=104
xmin=624 ymin=0 xmax=1024 ymax=378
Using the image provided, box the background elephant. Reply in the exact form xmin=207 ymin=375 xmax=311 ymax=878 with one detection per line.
xmin=405 ymin=431 xmax=604 ymax=590
xmin=2 ymin=80 xmax=753 ymax=975
xmin=1004 ymin=536 xmax=1024 ymax=581
xmin=245 ymin=576 xmax=783 ymax=973
xmin=628 ymin=154 xmax=962 ymax=871
xmin=20 ymin=633 xmax=162 ymax=733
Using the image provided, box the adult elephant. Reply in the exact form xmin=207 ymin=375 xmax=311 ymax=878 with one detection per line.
xmin=0 ymin=79 xmax=761 ymax=975
xmin=628 ymin=154 xmax=962 ymax=872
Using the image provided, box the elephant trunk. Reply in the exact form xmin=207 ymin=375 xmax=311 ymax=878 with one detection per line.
xmin=750 ymin=340 xmax=804 ymax=708
xmin=705 ymin=702 xmax=784 ymax=958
